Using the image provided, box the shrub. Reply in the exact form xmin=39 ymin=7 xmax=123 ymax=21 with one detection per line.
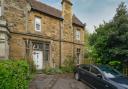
xmin=0 ymin=60 xmax=30 ymax=89
xmin=108 ymin=60 xmax=122 ymax=72
xmin=62 ymin=56 xmax=75 ymax=73
xmin=43 ymin=67 xmax=63 ymax=75
xmin=43 ymin=56 xmax=75 ymax=74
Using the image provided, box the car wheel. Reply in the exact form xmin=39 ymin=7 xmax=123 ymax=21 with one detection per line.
xmin=75 ymin=72 xmax=80 ymax=81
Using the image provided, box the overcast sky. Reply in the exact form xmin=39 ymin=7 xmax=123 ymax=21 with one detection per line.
xmin=41 ymin=0 xmax=128 ymax=33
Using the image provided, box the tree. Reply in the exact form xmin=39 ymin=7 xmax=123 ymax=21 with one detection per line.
xmin=89 ymin=2 xmax=128 ymax=64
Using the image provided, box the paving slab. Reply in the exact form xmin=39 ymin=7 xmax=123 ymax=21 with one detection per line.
xmin=29 ymin=74 xmax=91 ymax=89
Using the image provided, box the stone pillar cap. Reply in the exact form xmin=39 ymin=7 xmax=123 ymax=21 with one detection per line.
xmin=61 ymin=0 xmax=73 ymax=5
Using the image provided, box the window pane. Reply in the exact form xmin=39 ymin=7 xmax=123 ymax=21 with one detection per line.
xmin=91 ymin=66 xmax=100 ymax=75
xmin=76 ymin=30 xmax=80 ymax=40
xmin=82 ymin=65 xmax=90 ymax=71
xmin=77 ymin=48 xmax=80 ymax=53
xmin=45 ymin=44 xmax=49 ymax=50
xmin=36 ymin=24 xmax=40 ymax=31
xmin=35 ymin=17 xmax=41 ymax=31
xmin=44 ymin=50 xmax=49 ymax=61
xmin=44 ymin=44 xmax=50 ymax=61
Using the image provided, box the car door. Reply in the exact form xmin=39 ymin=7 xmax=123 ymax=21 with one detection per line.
xmin=90 ymin=66 xmax=117 ymax=89
xmin=79 ymin=65 xmax=95 ymax=86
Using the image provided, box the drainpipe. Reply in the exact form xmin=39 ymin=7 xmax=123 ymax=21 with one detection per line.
xmin=59 ymin=20 xmax=62 ymax=68
xmin=25 ymin=2 xmax=31 ymax=33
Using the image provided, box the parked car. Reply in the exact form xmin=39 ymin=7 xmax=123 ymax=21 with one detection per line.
xmin=74 ymin=64 xmax=128 ymax=89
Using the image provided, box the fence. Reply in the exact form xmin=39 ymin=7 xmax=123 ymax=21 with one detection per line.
xmin=123 ymin=67 xmax=128 ymax=76
xmin=84 ymin=59 xmax=94 ymax=64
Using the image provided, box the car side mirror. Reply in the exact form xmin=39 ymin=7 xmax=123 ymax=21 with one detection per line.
xmin=97 ymin=74 xmax=102 ymax=79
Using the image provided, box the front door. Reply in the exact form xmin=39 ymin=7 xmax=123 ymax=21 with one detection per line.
xmin=33 ymin=51 xmax=43 ymax=70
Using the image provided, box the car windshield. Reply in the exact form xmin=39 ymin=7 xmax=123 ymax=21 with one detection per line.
xmin=98 ymin=65 xmax=122 ymax=79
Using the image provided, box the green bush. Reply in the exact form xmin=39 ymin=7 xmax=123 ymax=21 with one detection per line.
xmin=43 ymin=66 xmax=75 ymax=75
xmin=43 ymin=67 xmax=63 ymax=75
xmin=0 ymin=60 xmax=30 ymax=89
xmin=44 ymin=56 xmax=75 ymax=74
xmin=108 ymin=60 xmax=123 ymax=72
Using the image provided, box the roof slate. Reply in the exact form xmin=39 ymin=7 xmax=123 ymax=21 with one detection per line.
xmin=29 ymin=0 xmax=85 ymax=27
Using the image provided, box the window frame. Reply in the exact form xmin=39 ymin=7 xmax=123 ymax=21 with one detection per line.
xmin=35 ymin=16 xmax=41 ymax=32
xmin=44 ymin=43 xmax=50 ymax=62
xmin=76 ymin=30 xmax=81 ymax=40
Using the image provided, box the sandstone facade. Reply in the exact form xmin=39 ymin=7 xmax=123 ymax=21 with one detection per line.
xmin=0 ymin=0 xmax=85 ymax=69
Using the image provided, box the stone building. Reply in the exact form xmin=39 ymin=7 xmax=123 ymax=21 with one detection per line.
xmin=0 ymin=0 xmax=85 ymax=70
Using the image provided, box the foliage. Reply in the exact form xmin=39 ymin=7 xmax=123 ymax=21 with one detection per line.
xmin=0 ymin=60 xmax=30 ymax=89
xmin=44 ymin=56 xmax=75 ymax=74
xmin=84 ymin=30 xmax=91 ymax=59
xmin=62 ymin=57 xmax=75 ymax=73
xmin=43 ymin=67 xmax=63 ymax=75
xmin=89 ymin=2 xmax=128 ymax=65
xmin=108 ymin=60 xmax=122 ymax=71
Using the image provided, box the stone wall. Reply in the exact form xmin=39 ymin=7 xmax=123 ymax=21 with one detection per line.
xmin=1 ymin=0 xmax=85 ymax=67
xmin=62 ymin=0 xmax=73 ymax=42
xmin=9 ymin=34 xmax=26 ymax=59
xmin=51 ymin=41 xmax=60 ymax=67
xmin=28 ymin=11 xmax=61 ymax=41
xmin=4 ymin=0 xmax=28 ymax=33
xmin=62 ymin=42 xmax=74 ymax=64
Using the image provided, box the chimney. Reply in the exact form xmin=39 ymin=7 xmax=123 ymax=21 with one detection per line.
xmin=61 ymin=0 xmax=73 ymax=41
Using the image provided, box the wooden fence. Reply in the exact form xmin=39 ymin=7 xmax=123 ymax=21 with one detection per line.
xmin=84 ymin=59 xmax=94 ymax=64
xmin=123 ymin=67 xmax=128 ymax=76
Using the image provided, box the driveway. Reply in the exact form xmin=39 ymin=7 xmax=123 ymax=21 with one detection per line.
xmin=29 ymin=73 xmax=91 ymax=89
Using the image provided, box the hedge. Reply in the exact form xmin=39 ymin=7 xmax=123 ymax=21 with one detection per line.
xmin=0 ymin=60 xmax=30 ymax=89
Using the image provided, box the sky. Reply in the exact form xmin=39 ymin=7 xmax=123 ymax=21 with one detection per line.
xmin=40 ymin=0 xmax=128 ymax=33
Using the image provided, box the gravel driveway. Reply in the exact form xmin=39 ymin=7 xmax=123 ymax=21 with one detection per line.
xmin=29 ymin=74 xmax=91 ymax=89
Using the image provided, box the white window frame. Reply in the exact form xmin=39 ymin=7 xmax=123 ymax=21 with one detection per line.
xmin=35 ymin=17 xmax=41 ymax=32
xmin=76 ymin=30 xmax=80 ymax=40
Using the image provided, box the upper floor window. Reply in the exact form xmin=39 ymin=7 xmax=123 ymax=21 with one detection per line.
xmin=35 ymin=17 xmax=41 ymax=32
xmin=76 ymin=30 xmax=80 ymax=40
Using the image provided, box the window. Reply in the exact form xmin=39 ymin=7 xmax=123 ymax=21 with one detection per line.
xmin=35 ymin=17 xmax=41 ymax=31
xmin=77 ymin=48 xmax=81 ymax=53
xmin=99 ymin=65 xmax=122 ymax=78
xmin=76 ymin=48 xmax=81 ymax=64
xmin=91 ymin=66 xmax=101 ymax=75
xmin=82 ymin=65 xmax=90 ymax=71
xmin=76 ymin=30 xmax=80 ymax=40
xmin=44 ymin=44 xmax=50 ymax=61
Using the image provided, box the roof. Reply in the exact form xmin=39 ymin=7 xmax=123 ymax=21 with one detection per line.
xmin=29 ymin=0 xmax=85 ymax=27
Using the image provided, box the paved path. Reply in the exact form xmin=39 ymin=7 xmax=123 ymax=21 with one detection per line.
xmin=29 ymin=74 xmax=91 ymax=89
